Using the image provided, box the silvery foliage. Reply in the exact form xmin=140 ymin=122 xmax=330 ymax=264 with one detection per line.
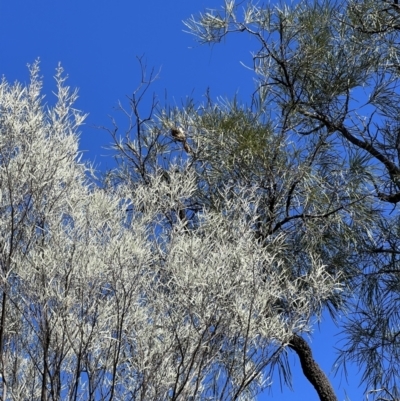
xmin=0 ymin=63 xmax=344 ymax=400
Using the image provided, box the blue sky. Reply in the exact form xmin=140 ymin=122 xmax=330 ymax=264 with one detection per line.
xmin=0 ymin=1 xmax=364 ymax=400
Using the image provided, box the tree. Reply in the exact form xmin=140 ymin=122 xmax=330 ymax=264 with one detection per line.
xmin=176 ymin=0 xmax=400 ymax=399
xmin=0 ymin=62 xmax=349 ymax=400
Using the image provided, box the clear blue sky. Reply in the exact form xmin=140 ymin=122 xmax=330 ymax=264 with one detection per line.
xmin=0 ymin=1 xmax=364 ymax=400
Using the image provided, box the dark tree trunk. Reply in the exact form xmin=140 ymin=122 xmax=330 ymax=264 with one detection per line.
xmin=288 ymin=334 xmax=338 ymax=401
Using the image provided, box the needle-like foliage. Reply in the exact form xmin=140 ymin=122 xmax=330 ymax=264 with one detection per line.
xmin=182 ymin=0 xmax=400 ymax=399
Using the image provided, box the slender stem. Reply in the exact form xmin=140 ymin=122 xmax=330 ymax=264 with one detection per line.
xmin=0 ymin=292 xmax=7 ymax=401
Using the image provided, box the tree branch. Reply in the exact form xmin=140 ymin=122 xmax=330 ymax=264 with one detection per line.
xmin=289 ymin=334 xmax=338 ymax=401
